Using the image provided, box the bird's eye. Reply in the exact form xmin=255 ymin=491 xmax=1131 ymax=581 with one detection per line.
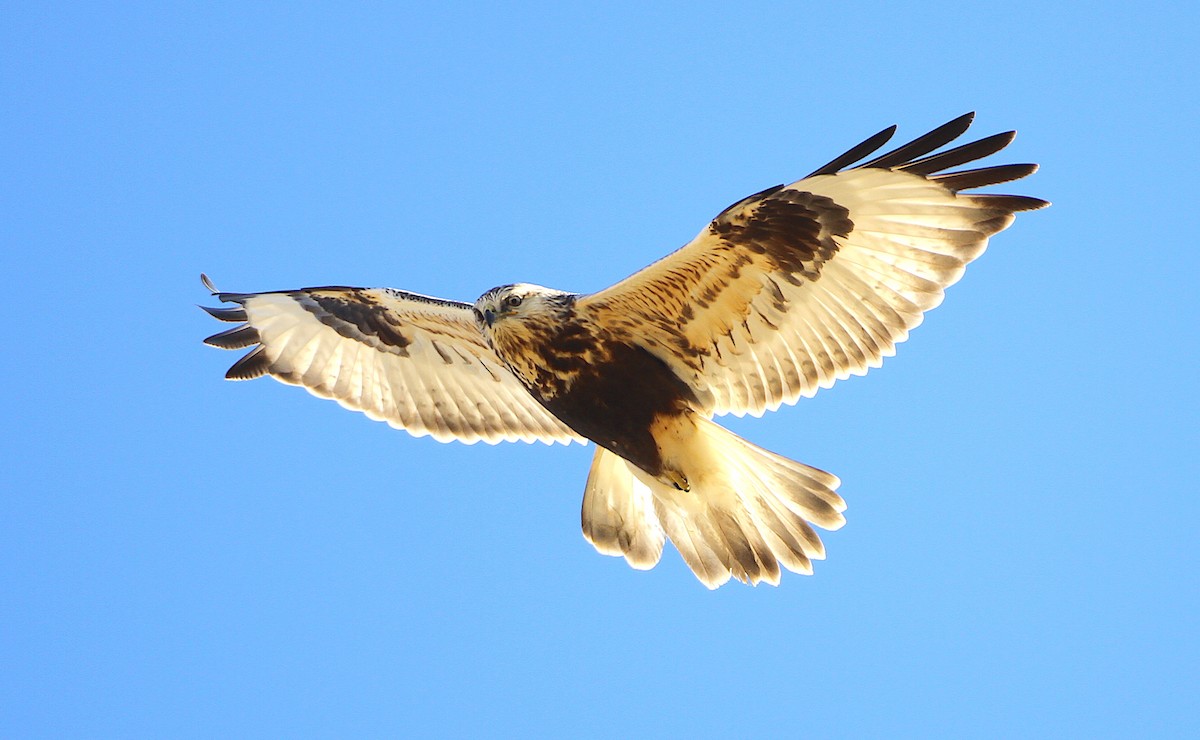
xmin=504 ymin=295 xmax=523 ymax=309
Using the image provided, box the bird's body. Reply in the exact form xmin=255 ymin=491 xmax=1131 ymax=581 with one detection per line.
xmin=477 ymin=286 xmax=698 ymax=482
xmin=202 ymin=113 xmax=1047 ymax=588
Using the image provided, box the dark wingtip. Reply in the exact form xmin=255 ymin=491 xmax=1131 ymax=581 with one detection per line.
xmin=805 ymin=124 xmax=898 ymax=178
xmin=967 ymin=193 xmax=1051 ymax=212
xmin=901 ymin=130 xmax=1018 ymax=177
xmin=199 ymin=304 xmax=248 ymax=322
xmin=930 ymin=162 xmax=1040 ymax=191
xmin=858 ymin=112 xmax=977 ymax=170
xmin=204 ymin=324 xmax=261 ymax=349
xmin=948 ymin=111 xmax=977 ymax=130
xmin=1014 ymin=196 xmax=1051 ymax=211
xmin=224 ymin=346 xmax=271 ymax=380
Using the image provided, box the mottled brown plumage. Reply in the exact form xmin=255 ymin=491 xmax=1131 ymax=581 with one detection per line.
xmin=202 ymin=113 xmax=1047 ymax=588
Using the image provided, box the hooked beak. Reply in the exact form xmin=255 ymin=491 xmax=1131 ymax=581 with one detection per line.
xmin=483 ymin=308 xmax=496 ymax=327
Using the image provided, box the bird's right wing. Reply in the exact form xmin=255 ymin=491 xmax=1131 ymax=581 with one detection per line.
xmin=577 ymin=114 xmax=1048 ymax=417
xmin=201 ymin=276 xmax=584 ymax=445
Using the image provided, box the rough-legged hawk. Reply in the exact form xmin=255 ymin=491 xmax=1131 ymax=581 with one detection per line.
xmin=201 ymin=113 xmax=1046 ymax=588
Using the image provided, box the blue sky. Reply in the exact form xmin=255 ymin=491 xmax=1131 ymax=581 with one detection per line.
xmin=3 ymin=2 xmax=1197 ymax=737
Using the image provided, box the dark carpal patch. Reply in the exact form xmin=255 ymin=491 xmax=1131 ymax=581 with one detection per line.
xmin=304 ymin=292 xmax=412 ymax=352
xmin=711 ymin=190 xmax=851 ymax=282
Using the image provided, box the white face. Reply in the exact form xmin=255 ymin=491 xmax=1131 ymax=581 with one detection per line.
xmin=473 ymin=283 xmax=563 ymax=329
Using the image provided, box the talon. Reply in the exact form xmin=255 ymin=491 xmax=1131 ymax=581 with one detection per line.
xmin=666 ymin=469 xmax=690 ymax=492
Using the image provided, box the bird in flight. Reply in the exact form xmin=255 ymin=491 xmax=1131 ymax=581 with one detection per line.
xmin=201 ymin=113 xmax=1046 ymax=588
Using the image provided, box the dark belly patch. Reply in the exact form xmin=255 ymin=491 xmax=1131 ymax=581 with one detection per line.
xmin=535 ymin=342 xmax=697 ymax=477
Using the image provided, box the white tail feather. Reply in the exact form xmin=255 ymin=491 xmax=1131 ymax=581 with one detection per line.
xmin=580 ymin=448 xmax=665 ymax=570
xmin=580 ymin=415 xmax=845 ymax=588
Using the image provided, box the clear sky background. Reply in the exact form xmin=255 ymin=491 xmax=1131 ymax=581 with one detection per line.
xmin=3 ymin=2 xmax=1197 ymax=737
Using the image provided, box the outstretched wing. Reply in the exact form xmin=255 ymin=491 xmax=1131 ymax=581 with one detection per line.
xmin=201 ymin=277 xmax=583 ymax=445
xmin=578 ymin=113 xmax=1048 ymax=417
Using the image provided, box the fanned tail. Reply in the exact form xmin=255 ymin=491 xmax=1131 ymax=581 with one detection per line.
xmin=580 ymin=415 xmax=844 ymax=588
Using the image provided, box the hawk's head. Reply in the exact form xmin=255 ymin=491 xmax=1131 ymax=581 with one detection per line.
xmin=473 ymin=283 xmax=575 ymax=331
xmin=473 ymin=284 xmax=581 ymax=390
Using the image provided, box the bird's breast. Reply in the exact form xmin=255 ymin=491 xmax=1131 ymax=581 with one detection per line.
xmin=514 ymin=329 xmax=700 ymax=478
xmin=488 ymin=317 xmax=597 ymax=400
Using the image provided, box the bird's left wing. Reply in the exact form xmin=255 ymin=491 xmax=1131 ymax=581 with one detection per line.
xmin=577 ymin=113 xmax=1048 ymax=417
xmin=201 ymin=277 xmax=583 ymax=445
